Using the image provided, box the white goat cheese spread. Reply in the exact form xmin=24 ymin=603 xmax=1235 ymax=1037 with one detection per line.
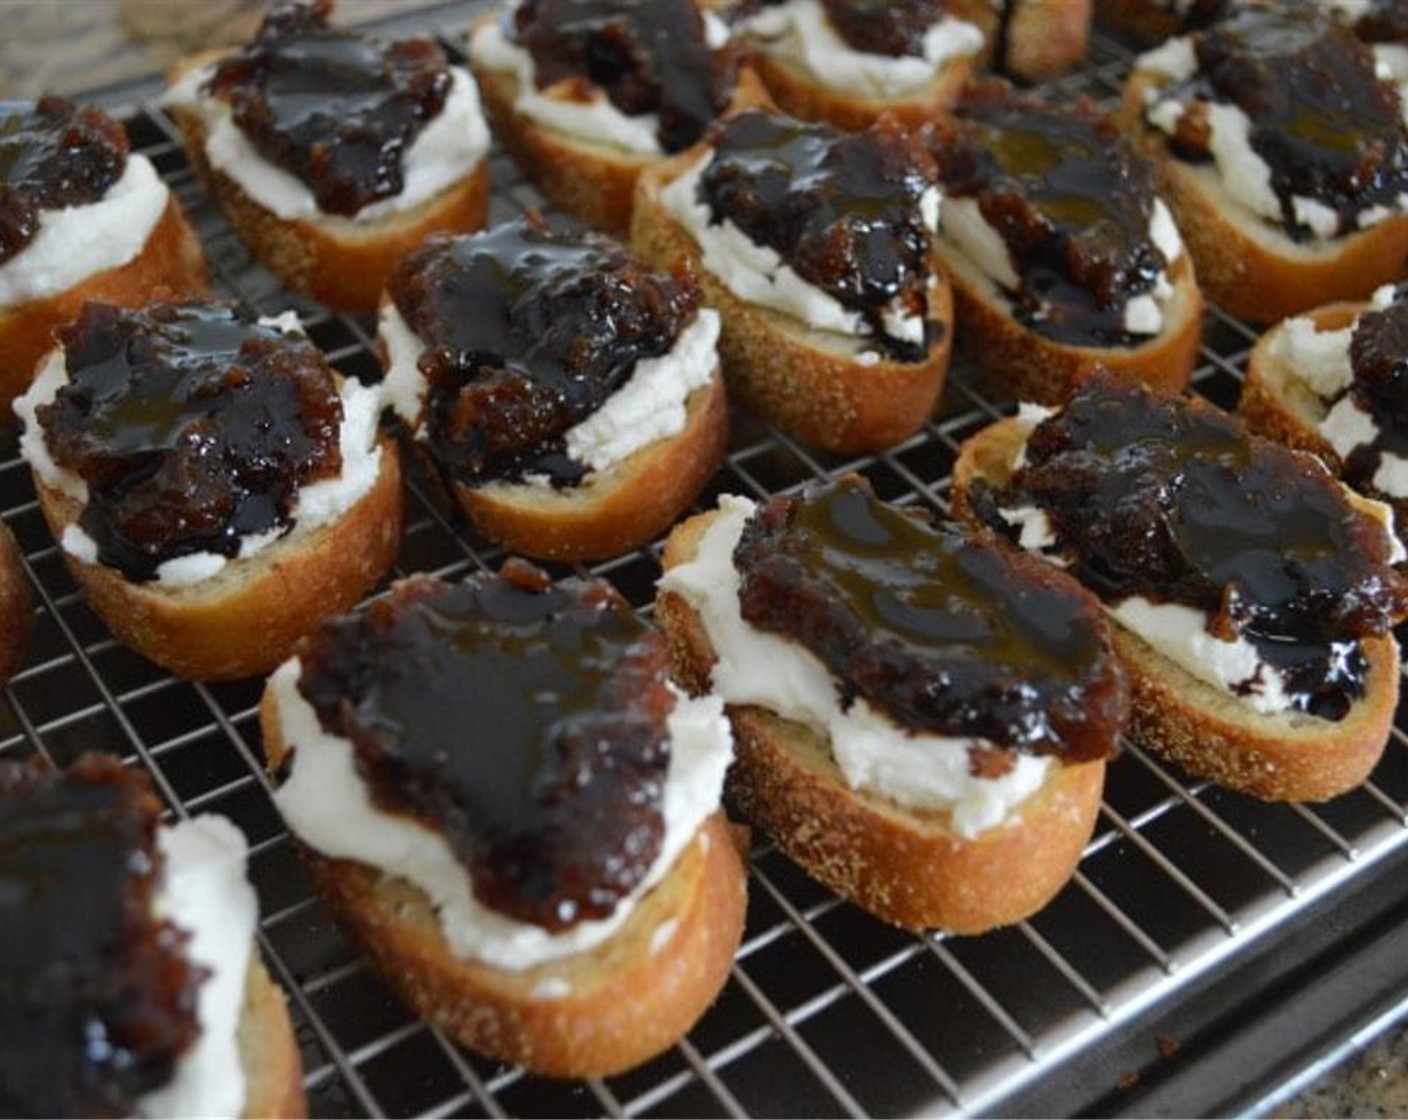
xmin=377 ymin=301 xmax=720 ymax=479
xmin=269 ymin=659 xmax=733 ymax=972
xmin=164 ymin=63 xmax=489 ymax=223
xmin=660 ymin=151 xmax=939 ymax=349
xmin=656 ymin=495 xmax=1052 ymax=838
xmin=0 ymin=154 xmax=169 ymax=311
xmin=139 ymin=815 xmax=258 ymax=1119
xmin=468 ymin=8 xmax=731 ymax=155
xmin=1270 ymin=284 xmax=1408 ymax=498
xmin=14 ymin=313 xmax=384 ymax=588
xmin=1137 ymin=34 xmax=1408 ymax=238
xmin=740 ymin=0 xmax=983 ymax=98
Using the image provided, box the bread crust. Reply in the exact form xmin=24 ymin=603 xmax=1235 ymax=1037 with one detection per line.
xmin=1121 ymin=69 xmax=1408 ymax=325
xmin=34 ymin=435 xmax=403 ymax=681
xmin=1240 ymin=301 xmax=1408 ymax=544
xmin=0 ymin=520 xmax=32 ymax=686
xmin=1000 ymin=0 xmax=1094 ymax=82
xmin=450 ymin=369 xmax=729 ymax=563
xmin=631 ymin=150 xmax=953 ymax=454
xmin=951 ymin=415 xmax=1400 ymax=801
xmin=168 ymin=52 xmax=489 ymax=313
xmin=260 ymin=686 xmax=746 ymax=1079
xmin=0 ymin=195 xmax=207 ymax=416
xmin=744 ymin=44 xmax=973 ymax=131
xmin=239 ymin=953 xmax=306 ymax=1119
xmin=656 ymin=510 xmax=1107 ymax=935
xmin=940 ymin=240 xmax=1203 ymax=405
xmin=469 ymin=19 xmax=771 ymax=235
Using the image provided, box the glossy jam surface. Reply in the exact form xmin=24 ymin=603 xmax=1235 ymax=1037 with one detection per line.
xmin=0 ymin=95 xmax=128 ymax=266
xmin=932 ymin=81 xmax=1167 ymax=347
xmin=699 ymin=111 xmax=939 ymax=359
xmin=389 ymin=219 xmax=699 ymax=486
xmin=733 ymin=478 xmax=1126 ymax=761
xmin=297 ymin=561 xmax=676 ymax=930
xmin=1346 ymin=284 xmax=1408 ymax=488
xmin=205 ymin=0 xmax=450 ymax=216
xmin=1161 ymin=5 xmax=1408 ymax=238
xmin=42 ymin=301 xmax=343 ymax=582
xmin=511 ymin=0 xmax=738 ymax=153
xmin=0 ymin=755 xmax=201 ymax=1117
xmin=981 ymin=380 xmax=1408 ymax=718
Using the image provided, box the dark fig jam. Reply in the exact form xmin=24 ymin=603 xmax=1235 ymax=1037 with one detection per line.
xmin=975 ymin=378 xmax=1408 ymax=719
xmin=388 ymin=217 xmax=700 ymax=487
xmin=931 ymin=80 xmax=1171 ymax=348
xmin=0 ymin=754 xmax=202 ymax=1117
xmin=733 ymin=477 xmax=1127 ymax=761
xmin=295 ymin=561 xmax=676 ymax=930
xmin=698 ymin=110 xmax=940 ymax=360
xmin=1150 ymin=4 xmax=1408 ymax=239
xmin=40 ymin=301 xmax=344 ymax=583
xmin=510 ymin=0 xmax=739 ymax=153
xmin=204 ymin=0 xmax=451 ymax=217
xmin=0 ymin=96 xmax=129 ymax=267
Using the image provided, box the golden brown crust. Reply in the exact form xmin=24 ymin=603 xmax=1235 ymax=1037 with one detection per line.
xmin=1240 ymin=301 xmax=1408 ymax=544
xmin=168 ymin=52 xmax=489 ymax=313
xmin=260 ymin=685 xmax=746 ymax=1080
xmin=34 ymin=435 xmax=403 ymax=681
xmin=469 ymin=19 xmax=771 ymax=236
xmin=744 ymin=44 xmax=973 ymax=131
xmin=656 ymin=510 xmax=1107 ymax=935
xmin=451 ymin=369 xmax=729 ymax=563
xmin=940 ymin=241 xmax=1203 ymax=405
xmin=239 ymin=954 xmax=307 ymax=1120
xmin=0 ymin=520 xmax=32 ymax=686
xmin=0 ymin=196 xmax=208 ymax=417
xmin=631 ymin=150 xmax=952 ymax=454
xmin=951 ymin=415 xmax=1400 ymax=802
xmin=1121 ymin=69 xmax=1408 ymax=325
xmin=1001 ymin=0 xmax=1094 ymax=82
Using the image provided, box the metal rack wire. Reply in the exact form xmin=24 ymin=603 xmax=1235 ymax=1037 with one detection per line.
xmin=3 ymin=10 xmax=1407 ymax=1118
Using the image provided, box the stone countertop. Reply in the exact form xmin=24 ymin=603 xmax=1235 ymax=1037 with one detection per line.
xmin=3 ymin=2 xmax=1406 ymax=1116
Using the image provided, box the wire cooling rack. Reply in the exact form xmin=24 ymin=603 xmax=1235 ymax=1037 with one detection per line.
xmin=4 ymin=10 xmax=1408 ymax=1118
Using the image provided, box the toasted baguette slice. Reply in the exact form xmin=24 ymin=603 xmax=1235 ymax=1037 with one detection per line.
xmin=239 ymin=954 xmax=306 ymax=1119
xmin=448 ymin=370 xmax=728 ymax=563
xmin=631 ymin=152 xmax=952 ymax=455
xmin=0 ymin=195 xmax=207 ymax=415
xmin=33 ymin=435 xmax=402 ymax=681
xmin=951 ymin=415 xmax=1400 ymax=801
xmin=260 ymin=686 xmax=746 ymax=1080
xmin=743 ymin=42 xmax=974 ymax=131
xmin=1240 ymin=305 xmax=1369 ymax=456
xmin=1240 ymin=300 xmax=1408 ymax=543
xmin=940 ymin=242 xmax=1203 ymax=404
xmin=0 ymin=519 xmax=32 ymax=686
xmin=656 ymin=509 xmax=1107 ymax=935
xmin=997 ymin=0 xmax=1094 ymax=81
xmin=469 ymin=22 xmax=771 ymax=236
xmin=1121 ymin=70 xmax=1408 ymax=325
xmin=168 ymin=52 xmax=489 ymax=314
xmin=944 ymin=0 xmax=1092 ymax=81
